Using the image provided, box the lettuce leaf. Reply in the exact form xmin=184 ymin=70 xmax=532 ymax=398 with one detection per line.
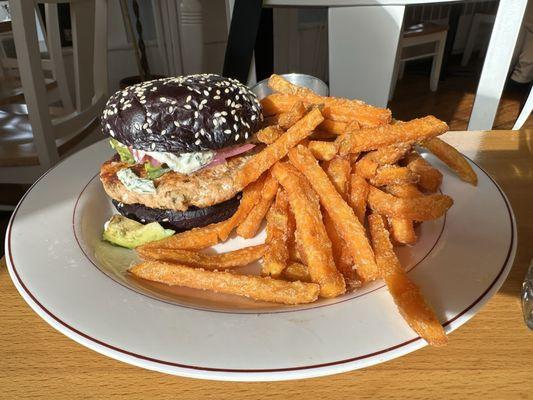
xmin=144 ymin=163 xmax=171 ymax=180
xmin=109 ymin=139 xmax=135 ymax=164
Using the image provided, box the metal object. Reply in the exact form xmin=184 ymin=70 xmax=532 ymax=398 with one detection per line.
xmin=250 ymin=73 xmax=328 ymax=100
xmin=522 ymin=259 xmax=533 ymax=330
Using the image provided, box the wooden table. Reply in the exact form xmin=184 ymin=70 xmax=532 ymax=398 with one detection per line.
xmin=1 ymin=130 xmax=532 ymax=399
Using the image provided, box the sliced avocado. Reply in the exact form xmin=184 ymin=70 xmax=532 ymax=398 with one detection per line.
xmin=102 ymin=215 xmax=174 ymax=249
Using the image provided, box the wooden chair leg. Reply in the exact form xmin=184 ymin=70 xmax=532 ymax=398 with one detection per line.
xmin=430 ymin=33 xmax=447 ymax=92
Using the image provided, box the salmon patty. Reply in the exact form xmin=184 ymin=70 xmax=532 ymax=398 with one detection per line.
xmin=100 ymin=152 xmax=253 ymax=212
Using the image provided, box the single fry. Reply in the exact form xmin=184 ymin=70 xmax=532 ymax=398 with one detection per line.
xmin=218 ymin=174 xmax=267 ymax=240
xmin=282 ymin=262 xmax=312 ymax=283
xmin=405 ymin=152 xmax=443 ymax=193
xmin=388 ymin=218 xmax=417 ymax=245
xmin=348 ymin=172 xmax=370 ymax=224
xmin=337 ymin=116 xmax=448 ymax=155
xmin=236 ymin=173 xmax=279 ymax=238
xmin=386 ymin=183 xmax=423 ymax=198
xmin=367 ymin=186 xmax=453 ymax=221
xmin=268 ymin=74 xmax=321 ymax=99
xmin=386 ymin=183 xmax=422 ymax=245
xmin=235 ymin=108 xmax=324 ymax=189
xmin=288 ymin=145 xmax=379 ymax=282
xmin=137 ymin=220 xmax=226 ymax=251
xmin=278 ymin=101 xmax=307 ymax=130
xmin=422 ymin=137 xmax=478 ymax=185
xmin=368 ymin=214 xmax=448 ymax=346
xmin=130 ymin=261 xmax=320 ymax=305
xmin=365 ymin=142 xmax=413 ymax=165
xmin=271 ymin=162 xmax=346 ymax=297
xmin=257 ymin=125 xmax=283 ymax=144
xmin=136 ymin=244 xmax=267 ymax=269
xmin=323 ymin=210 xmax=360 ymax=288
xmin=262 ymin=190 xmax=291 ymax=278
xmin=324 ymin=156 xmax=351 ymax=201
xmin=307 ymin=140 xmax=338 ymax=161
xmin=319 ymin=119 xmax=348 ymax=135
xmin=370 ymin=165 xmax=419 ymax=187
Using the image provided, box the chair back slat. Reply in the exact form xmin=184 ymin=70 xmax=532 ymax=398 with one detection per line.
xmin=8 ymin=0 xmax=58 ymax=169
xmin=70 ymin=0 xmax=96 ymax=112
xmin=45 ymin=3 xmax=74 ymax=112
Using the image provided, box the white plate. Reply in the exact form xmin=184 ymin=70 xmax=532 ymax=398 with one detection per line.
xmin=5 ymin=139 xmax=516 ymax=381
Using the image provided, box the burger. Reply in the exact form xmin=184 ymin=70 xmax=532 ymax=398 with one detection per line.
xmin=99 ymin=74 xmax=262 ymax=232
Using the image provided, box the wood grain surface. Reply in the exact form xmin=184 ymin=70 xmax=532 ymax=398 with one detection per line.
xmin=1 ymin=130 xmax=532 ymax=399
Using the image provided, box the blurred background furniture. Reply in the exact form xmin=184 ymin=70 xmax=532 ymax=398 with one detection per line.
xmin=461 ymin=12 xmax=495 ymax=66
xmin=225 ymin=0 xmax=528 ymax=130
xmin=0 ymin=0 xmax=107 ymax=194
xmin=389 ymin=22 xmax=448 ymax=100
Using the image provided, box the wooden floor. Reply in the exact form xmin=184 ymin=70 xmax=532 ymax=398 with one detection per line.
xmin=389 ymin=55 xmax=533 ymax=130
xmin=1 ymin=55 xmax=532 ymax=256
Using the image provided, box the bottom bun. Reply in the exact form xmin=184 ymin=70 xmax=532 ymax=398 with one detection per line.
xmin=113 ymin=194 xmax=241 ymax=232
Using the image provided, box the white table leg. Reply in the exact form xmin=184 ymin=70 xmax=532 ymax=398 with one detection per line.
xmin=328 ymin=5 xmax=405 ymax=107
xmin=468 ymin=0 xmax=528 ymax=130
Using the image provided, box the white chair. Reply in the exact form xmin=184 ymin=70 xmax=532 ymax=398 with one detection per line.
xmin=0 ymin=11 xmax=73 ymax=110
xmin=461 ymin=13 xmax=495 ymax=67
xmin=0 ymin=0 xmax=108 ymax=187
xmin=389 ymin=23 xmax=448 ymax=100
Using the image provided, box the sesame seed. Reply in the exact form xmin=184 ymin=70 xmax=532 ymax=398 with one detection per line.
xmin=213 ymin=96 xmax=220 ymax=100
xmin=173 ymin=121 xmax=180 ymax=127
xmin=224 ymin=129 xmax=231 ymax=134
xmin=146 ymin=128 xmax=152 ymax=133
xmin=195 ymin=132 xmax=199 ymax=138
xmin=245 ymin=132 xmax=249 ymax=139
xmin=194 ymin=111 xmax=199 ymax=118
xmin=134 ymin=122 xmax=141 ymax=130
xmin=184 ymin=104 xmax=192 ymax=110
xmin=203 ymin=90 xmax=209 ymax=96
xmin=214 ymin=112 xmax=221 ymax=117
xmin=251 ymin=115 xmax=256 ymax=121
xmin=213 ymin=119 xmax=218 ymax=127
xmin=195 ymin=139 xmax=201 ymax=145
xmin=235 ymin=134 xmax=240 ymax=141
xmin=200 ymin=99 xmax=207 ymax=105
xmin=143 ymin=123 xmax=148 ymax=129
xmin=199 ymin=104 xmax=204 ymax=110
xmin=200 ymin=129 xmax=205 ymax=135
xmin=160 ymin=97 xmax=167 ymax=102
xmin=221 ymin=111 xmax=228 ymax=116
xmin=110 ymin=130 xmax=115 ymax=137
xmin=151 ymin=143 xmax=155 ymax=150
xmin=231 ymin=110 xmax=236 ymax=115
xmin=161 ymin=129 xmax=167 ymax=135
xmin=168 ymin=106 xmax=174 ymax=113
xmin=186 ymin=95 xmax=192 ymax=103
xmin=233 ymin=124 xmax=238 ymax=131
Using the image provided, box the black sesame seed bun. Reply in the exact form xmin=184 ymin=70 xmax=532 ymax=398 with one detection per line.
xmin=102 ymin=74 xmax=262 ymax=153
xmin=112 ymin=194 xmax=241 ymax=232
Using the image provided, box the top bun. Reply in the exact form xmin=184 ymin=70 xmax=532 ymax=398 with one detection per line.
xmin=101 ymin=74 xmax=262 ymax=153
